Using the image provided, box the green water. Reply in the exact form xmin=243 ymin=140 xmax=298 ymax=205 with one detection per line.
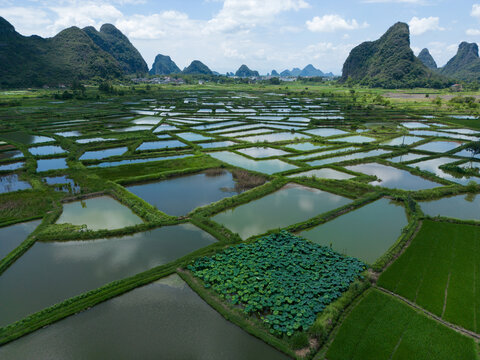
xmin=300 ymin=198 xmax=408 ymax=264
xmin=236 ymin=147 xmax=290 ymax=158
xmin=346 ymin=163 xmax=441 ymax=190
xmin=413 ymin=141 xmax=462 ymax=153
xmin=209 ymin=151 xmax=297 ymax=174
xmin=307 ymin=149 xmax=390 ymax=167
xmin=0 ymin=274 xmax=288 ymax=360
xmin=238 ymin=132 xmax=310 ymax=143
xmin=286 ymin=142 xmax=324 ymax=151
xmin=212 ymin=183 xmax=351 ymax=239
xmin=0 ymin=220 xmax=41 ymax=260
xmin=0 ymin=224 xmax=216 ymax=327
xmin=411 ymin=157 xmax=480 ymax=185
xmin=331 ymin=135 xmax=376 ymax=143
xmin=420 ymin=194 xmax=480 ymax=220
xmin=381 ymin=136 xmax=423 ymax=146
xmin=126 ymin=171 xmax=242 ymax=216
xmin=56 ymin=196 xmax=143 ymax=230
xmin=287 ymin=168 xmax=355 ymax=180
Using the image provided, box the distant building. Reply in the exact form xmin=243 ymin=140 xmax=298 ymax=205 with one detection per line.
xmin=450 ymin=84 xmax=463 ymax=92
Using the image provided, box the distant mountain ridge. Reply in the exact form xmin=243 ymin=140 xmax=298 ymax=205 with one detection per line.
xmin=341 ymin=22 xmax=449 ymax=88
xmin=235 ymin=65 xmax=259 ymax=77
xmin=0 ymin=17 xmax=123 ymax=88
xmin=183 ymin=60 xmax=213 ymax=75
xmin=275 ymin=65 xmax=333 ymax=77
xmin=149 ymin=54 xmax=181 ymax=75
xmin=83 ymin=24 xmax=148 ymax=75
xmin=417 ymin=48 xmax=437 ymax=69
xmin=440 ymin=42 xmax=480 ymax=81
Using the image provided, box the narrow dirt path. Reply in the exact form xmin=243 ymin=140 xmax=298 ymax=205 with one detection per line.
xmin=441 ymin=273 xmax=451 ymax=318
xmin=376 ymin=286 xmax=480 ymax=340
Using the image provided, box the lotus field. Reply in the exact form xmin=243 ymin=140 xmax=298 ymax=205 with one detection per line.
xmin=188 ymin=231 xmax=366 ymax=336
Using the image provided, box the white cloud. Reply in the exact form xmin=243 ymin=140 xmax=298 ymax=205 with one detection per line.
xmin=362 ymin=0 xmax=425 ymax=3
xmin=116 ymin=11 xmax=195 ymax=39
xmin=0 ymin=7 xmax=51 ymax=36
xmin=423 ymin=41 xmax=457 ymax=67
xmin=466 ymin=28 xmax=480 ymax=36
xmin=472 ymin=4 xmax=480 ymax=20
xmin=408 ymin=16 xmax=444 ymax=35
xmin=49 ymin=3 xmax=123 ymax=33
xmin=306 ymin=15 xmax=368 ymax=32
xmin=206 ymin=0 xmax=310 ymax=33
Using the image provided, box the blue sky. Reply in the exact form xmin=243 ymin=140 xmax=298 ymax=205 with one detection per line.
xmin=1 ymin=0 xmax=479 ymax=74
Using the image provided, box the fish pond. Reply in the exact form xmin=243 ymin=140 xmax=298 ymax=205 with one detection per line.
xmin=212 ymin=184 xmax=351 ymax=239
xmin=300 ymin=198 xmax=408 ymax=264
xmin=0 ymin=274 xmax=288 ymax=360
xmin=56 ymin=196 xmax=143 ymax=230
xmin=126 ymin=170 xmax=244 ymax=216
xmin=0 ymin=224 xmax=216 ymax=327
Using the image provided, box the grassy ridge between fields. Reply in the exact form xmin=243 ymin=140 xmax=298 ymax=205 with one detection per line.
xmin=378 ymin=220 xmax=480 ymax=333
xmin=325 ymin=289 xmax=478 ymax=360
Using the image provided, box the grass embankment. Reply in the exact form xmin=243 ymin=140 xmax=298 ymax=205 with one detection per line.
xmin=378 ymin=220 xmax=480 ymax=333
xmin=325 ymin=289 xmax=478 ymax=360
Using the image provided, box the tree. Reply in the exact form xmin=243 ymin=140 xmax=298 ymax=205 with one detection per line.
xmin=465 ymin=141 xmax=480 ymax=167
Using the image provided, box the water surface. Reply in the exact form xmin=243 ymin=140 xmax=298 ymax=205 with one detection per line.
xmin=346 ymin=163 xmax=441 ymax=190
xmin=36 ymin=158 xmax=67 ymax=172
xmin=0 ymin=220 xmax=41 ymax=260
xmin=287 ymin=168 xmax=355 ymax=180
xmin=57 ymin=196 xmax=143 ymax=230
xmin=212 ymin=184 xmax=351 ymax=239
xmin=420 ymin=194 xmax=480 ymax=220
xmin=236 ymin=147 xmax=290 ymax=158
xmin=126 ymin=171 xmax=242 ymax=216
xmin=300 ymin=198 xmax=408 ymax=263
xmin=0 ymin=174 xmax=31 ymax=193
xmin=0 ymin=274 xmax=288 ymax=360
xmin=209 ymin=151 xmax=297 ymax=174
xmin=0 ymin=224 xmax=215 ymax=327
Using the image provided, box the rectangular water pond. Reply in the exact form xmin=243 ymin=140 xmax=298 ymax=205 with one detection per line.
xmin=136 ymin=140 xmax=186 ymax=151
xmin=305 ymin=128 xmax=348 ymax=137
xmin=381 ymin=136 xmax=423 ymax=146
xmin=330 ymin=135 xmax=377 ymax=144
xmin=420 ymin=194 xmax=480 ymax=221
xmin=0 ymin=132 xmax=54 ymax=145
xmin=286 ymin=142 xmax=325 ymax=151
xmin=126 ymin=170 xmax=244 ymax=216
xmin=346 ymin=163 xmax=441 ymax=191
xmin=0 ymin=174 xmax=31 ymax=193
xmin=0 ymin=220 xmax=41 ymax=260
xmin=56 ymin=196 xmax=143 ymax=230
xmin=36 ymin=158 xmax=67 ymax=172
xmin=238 ymin=132 xmax=310 ymax=143
xmin=0 ymin=274 xmax=287 ymax=360
xmin=209 ymin=151 xmax=297 ymax=174
xmin=177 ymin=132 xmax=213 ymax=142
xmin=413 ymin=140 xmax=462 ymax=153
xmin=307 ymin=149 xmax=390 ymax=167
xmin=411 ymin=157 xmax=480 ymax=185
xmin=212 ymin=183 xmax=351 ymax=239
xmin=236 ymin=147 xmax=290 ymax=158
xmin=80 ymin=147 xmax=128 ymax=161
xmin=300 ymin=198 xmax=408 ymax=264
xmin=0 ymin=162 xmax=24 ymax=171
xmin=29 ymin=145 xmax=65 ymax=156
xmin=90 ymin=154 xmax=192 ymax=168
xmin=287 ymin=168 xmax=355 ymax=180
xmin=0 ymin=224 xmax=216 ymax=327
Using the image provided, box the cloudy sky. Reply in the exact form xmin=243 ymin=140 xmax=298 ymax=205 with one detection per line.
xmin=1 ymin=0 xmax=479 ymax=74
